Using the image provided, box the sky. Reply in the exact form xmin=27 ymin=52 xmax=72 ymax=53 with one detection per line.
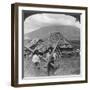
xmin=24 ymin=13 xmax=81 ymax=34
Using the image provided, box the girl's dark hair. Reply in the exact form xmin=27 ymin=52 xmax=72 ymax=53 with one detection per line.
xmin=33 ymin=50 xmax=44 ymax=55
xmin=33 ymin=50 xmax=39 ymax=55
xmin=48 ymin=47 xmax=53 ymax=52
xmin=38 ymin=51 xmax=43 ymax=55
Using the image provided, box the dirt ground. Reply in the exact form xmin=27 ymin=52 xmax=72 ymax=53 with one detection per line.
xmin=24 ymin=55 xmax=80 ymax=77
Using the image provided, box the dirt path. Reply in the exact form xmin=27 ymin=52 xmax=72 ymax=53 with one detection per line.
xmin=24 ymin=56 xmax=80 ymax=77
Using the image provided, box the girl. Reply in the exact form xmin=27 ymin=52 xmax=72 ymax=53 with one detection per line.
xmin=32 ymin=50 xmax=40 ymax=69
xmin=47 ymin=56 xmax=55 ymax=76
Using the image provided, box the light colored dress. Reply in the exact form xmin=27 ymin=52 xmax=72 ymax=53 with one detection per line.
xmin=46 ymin=53 xmax=51 ymax=61
xmin=32 ymin=54 xmax=40 ymax=63
xmin=53 ymin=52 xmax=57 ymax=60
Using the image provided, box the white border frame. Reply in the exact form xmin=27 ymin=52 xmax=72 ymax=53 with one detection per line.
xmin=18 ymin=6 xmax=86 ymax=84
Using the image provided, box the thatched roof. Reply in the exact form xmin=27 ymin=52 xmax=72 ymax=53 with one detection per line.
xmin=24 ymin=32 xmax=73 ymax=53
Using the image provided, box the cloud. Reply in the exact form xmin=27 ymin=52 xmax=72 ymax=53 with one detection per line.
xmin=24 ymin=13 xmax=80 ymax=34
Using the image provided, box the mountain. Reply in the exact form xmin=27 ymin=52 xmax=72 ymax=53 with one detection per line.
xmin=25 ymin=25 xmax=80 ymax=41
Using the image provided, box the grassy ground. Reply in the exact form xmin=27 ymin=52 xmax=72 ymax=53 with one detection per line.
xmin=24 ymin=55 xmax=80 ymax=77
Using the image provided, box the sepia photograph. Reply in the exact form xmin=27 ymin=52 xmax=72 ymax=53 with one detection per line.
xmin=11 ymin=3 xmax=87 ymax=87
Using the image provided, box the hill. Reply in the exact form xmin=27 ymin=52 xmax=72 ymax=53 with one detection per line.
xmin=25 ymin=25 xmax=80 ymax=41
